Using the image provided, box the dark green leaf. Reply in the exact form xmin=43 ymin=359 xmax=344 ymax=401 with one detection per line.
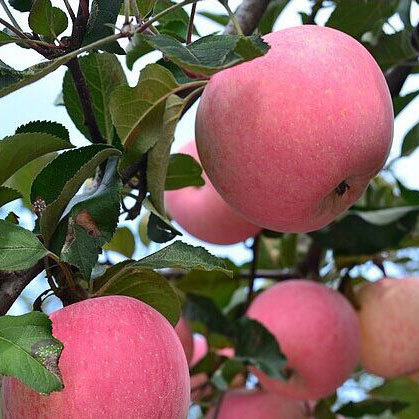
xmin=0 ymin=186 xmax=22 ymax=208
xmin=15 ymin=120 xmax=69 ymax=141
xmin=121 ymin=0 xmax=154 ymax=17
xmin=397 ymin=180 xmax=419 ymax=205
xmin=0 ymin=312 xmax=63 ymax=394
xmin=8 ymin=0 xmax=33 ymax=12
xmin=0 ymin=220 xmax=48 ymax=271
xmin=258 ymin=0 xmax=289 ymax=35
xmin=165 ymin=153 xmax=205 ymax=190
xmin=235 ymin=317 xmax=288 ymax=381
xmin=393 ymin=90 xmax=419 ymax=117
xmin=5 ymin=212 xmax=19 ymax=224
xmin=125 ymin=34 xmax=154 ymax=70
xmin=132 ymin=240 xmax=232 ymax=276
xmin=396 ymin=0 xmax=413 ymax=27
xmin=211 ymin=359 xmax=246 ymax=391
xmin=0 ymin=132 xmax=73 ymax=185
xmin=0 ymin=31 xmax=15 ymax=46
xmin=94 ymin=265 xmax=181 ymax=326
xmin=83 ymin=0 xmax=125 ymax=54
xmin=63 ymin=52 xmax=127 ymax=142
xmin=29 ymin=0 xmax=68 ymax=37
xmin=199 ymin=11 xmax=229 ymax=27
xmin=154 ymin=0 xmax=189 ymax=40
xmin=314 ymin=399 xmax=336 ymax=419
xmin=401 ymin=123 xmax=419 ymax=156
xmin=337 ymin=399 xmax=409 ymax=417
xmin=103 ymin=226 xmax=135 ymax=258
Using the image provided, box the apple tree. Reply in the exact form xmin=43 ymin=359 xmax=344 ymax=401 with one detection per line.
xmin=0 ymin=0 xmax=419 ymax=418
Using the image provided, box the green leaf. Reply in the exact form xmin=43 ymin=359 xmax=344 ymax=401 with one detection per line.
xmin=8 ymin=0 xmax=33 ymax=12
xmin=30 ymin=145 xmax=121 ymax=246
xmin=63 ymin=52 xmax=127 ymax=142
xmin=0 ymin=132 xmax=73 ymax=186
xmin=401 ymin=123 xmax=419 ymax=156
xmin=83 ymin=0 xmax=125 ymax=55
xmin=0 ymin=31 xmax=15 ymax=46
xmin=165 ymin=153 xmax=205 ymax=190
xmin=94 ymin=265 xmax=181 ymax=326
xmin=110 ymin=63 xmax=180 ymax=169
xmin=120 ymin=0 xmax=155 ymax=17
xmin=211 ymin=359 xmax=246 ymax=391
xmin=393 ymin=90 xmax=419 ymax=117
xmin=397 ymin=181 xmax=419 ymax=205
xmin=0 ymin=220 xmax=48 ymax=271
xmin=125 ymin=34 xmax=155 ymax=70
xmin=235 ymin=317 xmax=288 ymax=381
xmin=0 ymin=312 xmax=63 ymax=394
xmin=15 ymin=120 xmax=69 ymax=141
xmin=147 ymin=94 xmax=185 ymax=214
xmin=258 ymin=0 xmax=289 ymax=35
xmin=132 ymin=240 xmax=233 ymax=276
xmin=154 ymin=0 xmax=190 ymax=40
xmin=0 ymin=186 xmax=21 ymax=207
xmin=55 ymin=157 xmax=122 ymax=278
xmin=326 ymin=0 xmax=400 ymax=38
xmin=314 ymin=399 xmax=336 ymax=419
xmin=103 ymin=226 xmax=135 ymax=258
xmin=139 ymin=33 xmax=270 ymax=76
xmin=199 ymin=11 xmax=229 ymax=27
xmin=337 ymin=399 xmax=409 ymax=417
xmin=29 ymin=0 xmax=68 ymax=37
xmin=138 ymin=212 xmax=151 ymax=247
xmin=5 ymin=212 xmax=19 ymax=224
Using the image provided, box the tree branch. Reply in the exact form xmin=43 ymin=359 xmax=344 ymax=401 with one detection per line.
xmin=297 ymin=242 xmax=323 ymax=278
xmin=0 ymin=261 xmax=44 ymax=316
xmin=70 ymin=0 xmax=89 ymax=50
xmin=244 ymin=234 xmax=260 ymax=312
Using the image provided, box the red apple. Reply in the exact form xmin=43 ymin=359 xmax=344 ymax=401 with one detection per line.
xmin=165 ymin=140 xmax=261 ymax=244
xmin=356 ymin=277 xmax=419 ymax=378
xmin=247 ymin=280 xmax=360 ymax=400
xmin=196 ymin=25 xmax=393 ymax=233
xmin=206 ymin=389 xmax=309 ymax=419
xmin=1 ymin=296 xmax=190 ymax=418
xmin=190 ymin=333 xmax=208 ymax=367
xmin=175 ymin=316 xmax=194 ymax=365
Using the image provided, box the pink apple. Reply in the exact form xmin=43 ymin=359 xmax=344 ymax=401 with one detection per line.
xmin=247 ymin=280 xmax=360 ymax=400
xmin=1 ymin=296 xmax=190 ymax=418
xmin=206 ymin=389 xmax=309 ymax=419
xmin=190 ymin=333 xmax=208 ymax=367
xmin=175 ymin=316 xmax=194 ymax=365
xmin=196 ymin=25 xmax=393 ymax=233
xmin=356 ymin=277 xmax=419 ymax=378
xmin=165 ymin=140 xmax=261 ymax=244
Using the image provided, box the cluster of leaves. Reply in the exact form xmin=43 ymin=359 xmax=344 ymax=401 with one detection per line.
xmin=0 ymin=0 xmax=419 ymax=418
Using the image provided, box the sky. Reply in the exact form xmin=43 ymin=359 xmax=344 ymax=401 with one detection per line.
xmin=0 ymin=0 xmax=418 ymax=315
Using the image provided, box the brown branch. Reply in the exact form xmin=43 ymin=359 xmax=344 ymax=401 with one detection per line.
xmin=244 ymin=234 xmax=260 ymax=312
xmin=297 ymin=242 xmax=323 ymax=278
xmin=224 ymin=0 xmax=272 ymax=35
xmin=66 ymin=59 xmax=105 ymax=144
xmin=0 ymin=261 xmax=44 ymax=316
xmin=70 ymin=0 xmax=90 ymax=50
xmin=304 ymin=0 xmax=323 ymax=25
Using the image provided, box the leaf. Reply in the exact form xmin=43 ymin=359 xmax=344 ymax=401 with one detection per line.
xmin=401 ymin=123 xmax=419 ymax=156
xmin=337 ymin=399 xmax=409 ymax=417
xmin=0 ymin=31 xmax=15 ymax=46
xmin=139 ymin=33 xmax=270 ymax=76
xmin=211 ymin=359 xmax=246 ymax=391
xmin=15 ymin=120 xmax=69 ymax=141
xmin=0 ymin=312 xmax=63 ymax=394
xmin=29 ymin=0 xmax=68 ymax=37
xmin=393 ymin=90 xmax=419 ymax=117
xmin=138 ymin=212 xmax=151 ymax=247
xmin=351 ymin=206 xmax=419 ymax=225
xmin=110 ymin=63 xmax=180 ymax=169
xmin=125 ymin=34 xmax=155 ymax=70
xmin=199 ymin=11 xmax=229 ymax=27
xmin=63 ymin=52 xmax=127 ymax=142
xmin=56 ymin=157 xmax=122 ymax=278
xmin=103 ymin=226 xmax=135 ymax=258
xmin=0 ymin=132 xmax=73 ymax=185
xmin=132 ymin=240 xmax=233 ymax=276
xmin=0 ymin=220 xmax=48 ymax=272
xmin=165 ymin=153 xmax=205 ymax=190
xmin=94 ymin=265 xmax=181 ymax=326
xmin=83 ymin=0 xmax=125 ymax=55
xmin=30 ymin=145 xmax=121 ymax=246
xmin=147 ymin=94 xmax=185 ymax=214
xmin=258 ymin=0 xmax=289 ymax=35
xmin=314 ymin=399 xmax=336 ymax=419
xmin=120 ymin=0 xmax=155 ymax=18
xmin=0 ymin=186 xmax=22 ymax=207
xmin=326 ymin=0 xmax=400 ymax=38
xmin=235 ymin=317 xmax=288 ymax=381
xmin=154 ymin=0 xmax=190 ymax=40
xmin=8 ymin=0 xmax=33 ymax=12
xmin=397 ymin=181 xmax=419 ymax=205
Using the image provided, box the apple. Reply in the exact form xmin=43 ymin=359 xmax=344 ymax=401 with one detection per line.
xmin=175 ymin=316 xmax=194 ymax=365
xmin=195 ymin=25 xmax=393 ymax=233
xmin=165 ymin=140 xmax=261 ymax=244
xmin=1 ymin=296 xmax=190 ymax=418
xmin=247 ymin=280 xmax=360 ymax=400
xmin=206 ymin=389 xmax=309 ymax=419
xmin=356 ymin=277 xmax=419 ymax=378
xmin=190 ymin=333 xmax=208 ymax=367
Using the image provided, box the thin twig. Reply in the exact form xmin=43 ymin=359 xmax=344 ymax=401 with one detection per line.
xmin=0 ymin=16 xmax=29 ymax=40
xmin=244 ymin=234 xmax=260 ymax=312
xmin=70 ymin=0 xmax=90 ymax=49
xmin=304 ymin=0 xmax=323 ymax=25
xmin=124 ymin=0 xmax=131 ymax=24
xmin=0 ymin=0 xmax=24 ymax=32
xmin=63 ymin=0 xmax=76 ymax=22
xmin=130 ymin=0 xmax=142 ymax=24
xmin=213 ymin=391 xmax=226 ymax=419
xmin=187 ymin=1 xmax=198 ymax=44
xmin=222 ymin=1 xmax=244 ymax=36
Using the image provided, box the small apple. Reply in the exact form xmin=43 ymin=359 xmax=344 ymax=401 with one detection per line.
xmin=165 ymin=140 xmax=261 ymax=245
xmin=247 ymin=280 xmax=360 ymax=400
xmin=195 ymin=25 xmax=393 ymax=233
xmin=190 ymin=333 xmax=208 ymax=367
xmin=175 ymin=316 xmax=194 ymax=365
xmin=356 ymin=277 xmax=419 ymax=378
xmin=1 ymin=296 xmax=190 ymax=418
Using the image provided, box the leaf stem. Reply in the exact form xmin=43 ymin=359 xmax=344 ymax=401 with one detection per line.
xmin=187 ymin=1 xmax=198 ymax=45
xmin=124 ymin=0 xmax=131 ymax=24
xmin=244 ymin=234 xmax=260 ymax=312
xmin=130 ymin=0 xmax=141 ymax=24
xmin=47 ymin=252 xmax=76 ymax=290
xmin=222 ymin=1 xmax=244 ymax=36
xmin=63 ymin=0 xmax=76 ymax=22
xmin=0 ymin=0 xmax=24 ymax=32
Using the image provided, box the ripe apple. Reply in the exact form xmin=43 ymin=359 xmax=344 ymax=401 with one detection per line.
xmin=1 ymin=296 xmax=190 ymax=418
xmin=175 ymin=316 xmax=194 ymax=365
xmin=247 ymin=280 xmax=360 ymax=400
xmin=206 ymin=389 xmax=309 ymax=419
xmin=190 ymin=333 xmax=208 ymax=367
xmin=356 ymin=277 xmax=419 ymax=378
xmin=195 ymin=25 xmax=393 ymax=233
xmin=165 ymin=140 xmax=261 ymax=244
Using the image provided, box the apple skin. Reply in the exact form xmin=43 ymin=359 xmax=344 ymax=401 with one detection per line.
xmin=1 ymin=296 xmax=190 ymax=419
xmin=206 ymin=389 xmax=309 ymax=419
xmin=175 ymin=316 xmax=194 ymax=365
xmin=165 ymin=141 xmax=261 ymax=245
xmin=195 ymin=25 xmax=393 ymax=233
xmin=356 ymin=277 xmax=419 ymax=378
xmin=247 ymin=280 xmax=360 ymax=400
xmin=190 ymin=333 xmax=208 ymax=367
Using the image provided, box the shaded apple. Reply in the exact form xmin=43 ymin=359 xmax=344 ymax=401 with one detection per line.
xmin=247 ymin=280 xmax=360 ymax=400
xmin=165 ymin=140 xmax=261 ymax=244
xmin=1 ymin=296 xmax=190 ymax=418
xmin=196 ymin=25 xmax=393 ymax=233
xmin=175 ymin=316 xmax=194 ymax=365
xmin=356 ymin=277 xmax=419 ymax=378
